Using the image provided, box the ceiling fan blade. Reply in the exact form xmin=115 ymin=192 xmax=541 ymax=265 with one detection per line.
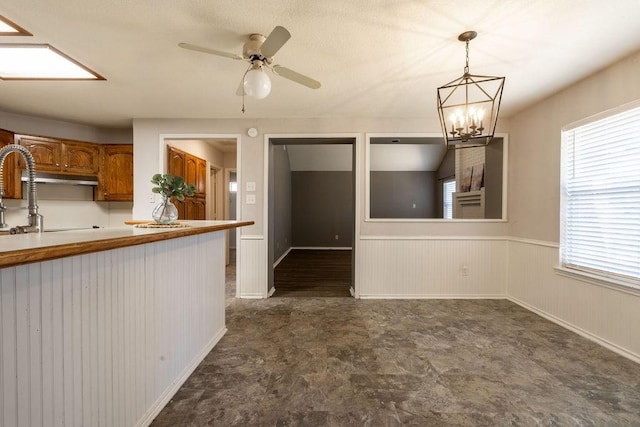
xmin=259 ymin=26 xmax=291 ymax=58
xmin=178 ymin=42 xmax=244 ymax=61
xmin=273 ymin=65 xmax=321 ymax=89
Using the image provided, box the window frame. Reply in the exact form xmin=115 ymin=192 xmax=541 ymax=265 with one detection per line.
xmin=558 ymin=100 xmax=640 ymax=292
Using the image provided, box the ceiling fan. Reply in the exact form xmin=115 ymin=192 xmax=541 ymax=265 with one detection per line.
xmin=179 ymin=26 xmax=321 ymax=101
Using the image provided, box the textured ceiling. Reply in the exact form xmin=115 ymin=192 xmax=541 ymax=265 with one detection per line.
xmin=1 ymin=0 xmax=640 ymax=128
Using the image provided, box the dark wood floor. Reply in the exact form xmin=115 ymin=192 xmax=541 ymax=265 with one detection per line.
xmin=273 ymin=249 xmax=352 ymax=297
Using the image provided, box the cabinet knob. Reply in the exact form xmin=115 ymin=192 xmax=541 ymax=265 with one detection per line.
xmin=64 ymin=164 xmax=68 ymax=167
xmin=55 ymin=163 xmax=60 ymax=166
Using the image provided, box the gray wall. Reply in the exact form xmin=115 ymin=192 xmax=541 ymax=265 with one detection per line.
xmin=370 ymin=171 xmax=437 ymax=218
xmin=291 ymin=171 xmax=353 ymax=247
xmin=272 ymin=146 xmax=292 ymax=260
xmin=485 ymin=138 xmax=504 ymax=219
xmin=435 ymin=149 xmax=455 ymax=218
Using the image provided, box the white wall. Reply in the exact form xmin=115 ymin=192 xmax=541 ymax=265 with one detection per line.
xmin=0 ymin=109 xmax=131 ymax=144
xmin=132 ymin=117 xmax=510 ymax=298
xmin=506 ymin=50 xmax=640 ymax=362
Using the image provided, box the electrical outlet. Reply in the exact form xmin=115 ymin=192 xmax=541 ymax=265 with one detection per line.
xmin=335 ymin=234 xmax=339 ymax=240
xmin=246 ymin=194 xmax=256 ymax=204
xmin=461 ymin=265 xmax=469 ymax=276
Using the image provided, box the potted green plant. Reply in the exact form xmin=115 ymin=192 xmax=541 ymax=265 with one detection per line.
xmin=150 ymin=173 xmax=196 ymax=223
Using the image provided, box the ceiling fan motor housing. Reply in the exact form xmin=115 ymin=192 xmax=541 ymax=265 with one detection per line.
xmin=243 ymin=34 xmax=267 ymax=60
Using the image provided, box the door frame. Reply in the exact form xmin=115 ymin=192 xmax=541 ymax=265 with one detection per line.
xmin=263 ymin=133 xmax=362 ymax=298
xmin=159 ymin=133 xmax=242 ymax=291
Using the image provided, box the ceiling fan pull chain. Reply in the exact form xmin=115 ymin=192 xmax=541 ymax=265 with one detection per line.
xmin=241 ymin=66 xmax=250 ymax=114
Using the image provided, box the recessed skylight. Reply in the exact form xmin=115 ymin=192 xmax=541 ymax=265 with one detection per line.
xmin=0 ymin=15 xmax=32 ymax=36
xmin=0 ymin=44 xmax=104 ymax=80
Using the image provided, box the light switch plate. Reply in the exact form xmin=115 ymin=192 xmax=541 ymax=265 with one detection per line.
xmin=246 ymin=181 xmax=256 ymax=192
xmin=246 ymin=194 xmax=256 ymax=204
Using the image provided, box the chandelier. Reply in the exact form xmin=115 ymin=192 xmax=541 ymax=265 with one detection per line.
xmin=437 ymin=31 xmax=505 ymax=149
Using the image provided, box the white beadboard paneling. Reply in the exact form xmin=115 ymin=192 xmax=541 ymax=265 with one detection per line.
xmin=0 ymin=231 xmax=228 ymax=427
xmin=358 ymin=237 xmax=507 ymax=298
xmin=507 ymin=239 xmax=640 ymax=363
xmin=239 ymin=236 xmax=267 ymax=298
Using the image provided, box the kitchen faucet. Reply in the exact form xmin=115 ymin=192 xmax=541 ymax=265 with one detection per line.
xmin=0 ymin=144 xmax=44 ymax=234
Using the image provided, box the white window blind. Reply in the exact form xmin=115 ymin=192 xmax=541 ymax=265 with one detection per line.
xmin=560 ymin=103 xmax=640 ymax=287
xmin=443 ymin=180 xmax=456 ymax=219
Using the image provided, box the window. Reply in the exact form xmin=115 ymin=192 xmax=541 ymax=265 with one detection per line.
xmin=443 ymin=179 xmax=456 ymax=219
xmin=560 ymin=102 xmax=640 ymax=288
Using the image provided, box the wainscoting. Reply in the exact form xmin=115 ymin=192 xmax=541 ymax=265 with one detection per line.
xmin=507 ymin=238 xmax=640 ymax=363
xmin=0 ymin=233 xmax=226 ymax=427
xmin=238 ymin=235 xmax=267 ymax=298
xmin=357 ymin=236 xmax=507 ymax=298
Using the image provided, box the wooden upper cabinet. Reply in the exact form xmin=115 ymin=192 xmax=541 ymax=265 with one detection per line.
xmin=16 ymin=135 xmax=100 ymax=175
xmin=0 ymin=128 xmax=19 ymax=199
xmin=63 ymin=141 xmax=100 ymax=175
xmin=98 ymin=145 xmax=133 ymax=201
xmin=15 ymin=135 xmax=62 ymax=172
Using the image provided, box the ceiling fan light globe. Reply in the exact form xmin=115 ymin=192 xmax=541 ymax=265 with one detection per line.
xmin=244 ymin=69 xmax=271 ymax=99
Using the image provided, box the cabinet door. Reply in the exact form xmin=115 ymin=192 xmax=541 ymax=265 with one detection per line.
xmin=196 ymin=158 xmax=207 ymax=197
xmin=0 ymin=129 xmax=18 ymax=198
xmin=185 ymin=156 xmax=197 ymax=187
xmin=174 ymin=199 xmax=186 ymax=220
xmin=184 ymin=197 xmax=206 ymax=220
xmin=63 ymin=141 xmax=100 ymax=175
xmin=100 ymin=145 xmax=133 ymax=201
xmin=16 ymin=135 xmax=62 ymax=172
xmin=193 ymin=198 xmax=206 ymax=220
xmin=167 ymin=146 xmax=185 ymax=178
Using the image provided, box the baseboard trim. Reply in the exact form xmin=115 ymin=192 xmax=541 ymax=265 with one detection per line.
xmin=360 ymin=235 xmax=509 ymax=241
xmin=508 ymin=237 xmax=559 ymax=248
xmin=273 ymin=247 xmax=292 ymax=268
xmin=292 ymin=246 xmax=353 ymax=250
xmin=136 ymin=326 xmax=227 ymax=427
xmin=507 ymin=296 xmax=640 ymax=364
xmin=239 ymin=293 xmax=265 ymax=299
xmin=358 ymin=294 xmax=507 ymax=300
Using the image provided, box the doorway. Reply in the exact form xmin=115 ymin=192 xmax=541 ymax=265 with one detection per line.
xmin=160 ymin=135 xmax=240 ymax=296
xmin=267 ymin=136 xmax=357 ymax=297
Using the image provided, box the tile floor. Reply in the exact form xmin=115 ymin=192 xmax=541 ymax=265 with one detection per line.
xmin=151 ymin=260 xmax=640 ymax=426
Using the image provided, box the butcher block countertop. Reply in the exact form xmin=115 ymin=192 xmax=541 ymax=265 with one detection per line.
xmin=0 ymin=220 xmax=253 ymax=268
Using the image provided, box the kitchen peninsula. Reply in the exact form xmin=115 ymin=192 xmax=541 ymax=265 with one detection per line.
xmin=0 ymin=220 xmax=252 ymax=427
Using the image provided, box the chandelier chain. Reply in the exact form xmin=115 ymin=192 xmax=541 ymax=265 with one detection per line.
xmin=464 ymin=40 xmax=470 ymax=75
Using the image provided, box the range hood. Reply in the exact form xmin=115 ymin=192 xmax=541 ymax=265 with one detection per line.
xmin=21 ymin=171 xmax=98 ymax=186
